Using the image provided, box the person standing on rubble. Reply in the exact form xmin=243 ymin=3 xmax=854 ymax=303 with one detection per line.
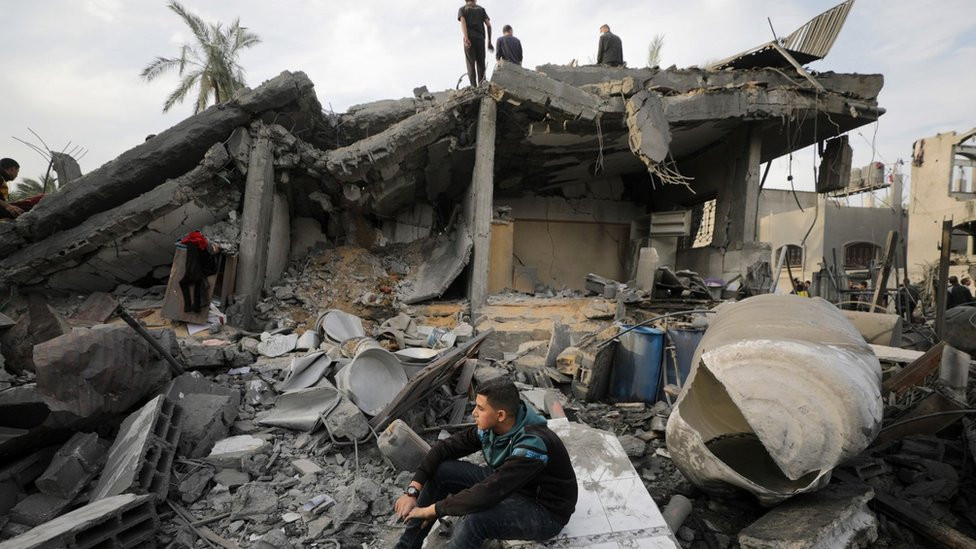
xmin=393 ymin=377 xmax=577 ymax=548
xmin=597 ymin=24 xmax=624 ymax=66
xmin=0 ymin=158 xmax=24 ymax=219
xmin=458 ymin=0 xmax=494 ymax=87
xmin=897 ymin=278 xmax=920 ymax=323
xmin=495 ymin=25 xmax=523 ymax=65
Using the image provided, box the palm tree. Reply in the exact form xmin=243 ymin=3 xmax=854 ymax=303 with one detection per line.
xmin=10 ymin=174 xmax=58 ymax=201
xmin=647 ymin=34 xmax=665 ymax=68
xmin=141 ymin=1 xmax=261 ymax=113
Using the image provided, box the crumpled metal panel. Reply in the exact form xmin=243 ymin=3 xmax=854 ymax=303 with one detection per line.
xmin=666 ymin=295 xmax=882 ymax=505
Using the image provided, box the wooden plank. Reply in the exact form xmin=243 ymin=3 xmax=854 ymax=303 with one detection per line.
xmin=871 ymin=230 xmax=898 ymax=309
xmin=69 ymin=292 xmax=118 ymax=324
xmin=161 ymin=245 xmax=217 ymax=324
xmin=935 ymin=219 xmax=953 ymax=338
xmin=882 ymin=342 xmax=945 ymax=397
xmin=870 ymin=344 xmax=923 ymax=364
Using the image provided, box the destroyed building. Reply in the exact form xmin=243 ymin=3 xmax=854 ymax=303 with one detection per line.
xmin=5 ymin=1 xmax=976 ymax=548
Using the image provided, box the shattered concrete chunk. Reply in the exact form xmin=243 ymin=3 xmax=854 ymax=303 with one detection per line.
xmin=206 ymin=435 xmax=270 ymax=468
xmin=738 ymin=484 xmax=878 ymax=549
xmin=626 ymin=90 xmax=672 ymax=167
xmin=231 ymin=482 xmax=278 ymax=518
xmin=178 ymin=466 xmax=215 ymax=504
xmin=35 ymin=432 xmax=106 ymax=500
xmin=9 ymin=493 xmax=71 ymax=527
xmin=33 ymin=325 xmax=172 ymax=421
xmin=399 ymin=229 xmax=473 ymax=305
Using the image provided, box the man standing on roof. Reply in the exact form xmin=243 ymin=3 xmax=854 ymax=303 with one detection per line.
xmin=393 ymin=377 xmax=577 ymax=548
xmin=597 ymin=24 xmax=624 ymax=66
xmin=495 ymin=25 xmax=523 ymax=66
xmin=458 ymin=0 xmax=493 ymax=87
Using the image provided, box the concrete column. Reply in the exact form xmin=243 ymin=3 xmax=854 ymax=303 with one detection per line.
xmin=236 ymin=131 xmax=275 ymax=301
xmin=465 ymin=96 xmax=497 ymax=311
xmin=729 ymin=126 xmax=762 ymax=244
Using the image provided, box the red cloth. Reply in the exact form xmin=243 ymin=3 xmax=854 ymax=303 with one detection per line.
xmin=180 ymin=230 xmax=209 ymax=251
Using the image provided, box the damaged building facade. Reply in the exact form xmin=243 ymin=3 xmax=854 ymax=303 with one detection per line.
xmin=0 ymin=61 xmax=885 ymax=313
xmin=23 ymin=2 xmax=976 ymax=547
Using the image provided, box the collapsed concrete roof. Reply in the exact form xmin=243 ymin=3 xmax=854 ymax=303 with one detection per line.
xmin=0 ymin=57 xmax=883 ymax=301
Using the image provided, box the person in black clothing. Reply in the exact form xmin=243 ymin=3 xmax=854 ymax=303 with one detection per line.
xmin=495 ymin=25 xmax=523 ymax=65
xmin=393 ymin=377 xmax=577 ymax=549
xmin=458 ymin=0 xmax=493 ymax=87
xmin=897 ymin=278 xmax=921 ymax=324
xmin=947 ymin=275 xmax=974 ymax=309
xmin=597 ymin=24 xmax=624 ymax=66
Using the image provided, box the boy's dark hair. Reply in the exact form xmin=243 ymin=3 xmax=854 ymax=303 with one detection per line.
xmin=0 ymin=158 xmax=19 ymax=170
xmin=477 ymin=377 xmax=521 ymax=417
xmin=503 ymin=24 xmax=512 ymax=33
xmin=950 ymin=275 xmax=959 ymax=284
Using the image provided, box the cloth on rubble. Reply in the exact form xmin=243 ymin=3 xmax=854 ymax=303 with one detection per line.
xmin=179 ymin=232 xmax=219 ymax=313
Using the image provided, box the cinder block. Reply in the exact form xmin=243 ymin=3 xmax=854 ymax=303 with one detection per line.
xmin=0 ymin=493 xmax=158 ymax=549
xmin=91 ymin=395 xmax=183 ymax=502
xmin=36 ymin=432 xmax=106 ymax=500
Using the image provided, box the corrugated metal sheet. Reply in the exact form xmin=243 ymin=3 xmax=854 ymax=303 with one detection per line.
xmin=782 ymin=0 xmax=855 ymax=59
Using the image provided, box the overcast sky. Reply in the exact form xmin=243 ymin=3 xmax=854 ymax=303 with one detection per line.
xmin=4 ymin=0 xmax=974 ymax=201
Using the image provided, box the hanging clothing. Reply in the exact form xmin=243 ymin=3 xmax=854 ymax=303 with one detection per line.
xmin=179 ymin=232 xmax=218 ymax=313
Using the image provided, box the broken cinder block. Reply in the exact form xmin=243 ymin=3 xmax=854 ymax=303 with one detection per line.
xmin=0 ymin=493 xmax=158 ymax=549
xmin=91 ymin=395 xmax=183 ymax=502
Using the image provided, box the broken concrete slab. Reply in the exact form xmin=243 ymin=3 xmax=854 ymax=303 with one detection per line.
xmin=91 ymin=395 xmax=183 ymax=501
xmin=27 ymin=294 xmax=72 ymax=346
xmin=0 ymin=144 xmax=239 ymax=290
xmin=206 ymin=435 xmax=270 ymax=468
xmin=33 ymin=324 xmax=173 ymax=421
xmin=35 ymin=432 xmax=106 ymax=500
xmin=0 ymin=493 xmax=157 ymax=549
xmin=491 ymin=62 xmax=618 ymax=122
xmin=738 ymin=484 xmax=877 ymax=549
xmin=1 ymin=71 xmax=318 ymax=253
xmin=626 ymin=90 xmax=672 ymax=168
xmin=399 ymin=229 xmax=473 ymax=305
xmin=165 ymin=372 xmax=240 ymax=459
xmin=509 ymin=419 xmax=678 ymax=548
xmin=50 ymin=152 xmax=83 ymax=187
xmin=178 ymin=466 xmax=215 ymax=504
xmin=214 ymin=468 xmax=250 ymax=489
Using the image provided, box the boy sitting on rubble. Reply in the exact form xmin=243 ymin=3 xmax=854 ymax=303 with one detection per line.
xmin=393 ymin=377 xmax=577 ymax=548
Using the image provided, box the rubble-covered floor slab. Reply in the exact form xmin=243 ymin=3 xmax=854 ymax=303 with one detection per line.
xmin=507 ymin=419 xmax=678 ymax=548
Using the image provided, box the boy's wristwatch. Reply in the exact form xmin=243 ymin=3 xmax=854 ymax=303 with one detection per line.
xmin=405 ymin=486 xmax=420 ymax=498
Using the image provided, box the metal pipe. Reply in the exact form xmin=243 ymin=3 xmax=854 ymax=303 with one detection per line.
xmin=117 ymin=307 xmax=186 ymax=376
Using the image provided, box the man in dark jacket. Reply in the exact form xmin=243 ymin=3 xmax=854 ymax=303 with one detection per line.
xmin=458 ymin=0 xmax=493 ymax=87
xmin=597 ymin=24 xmax=624 ymax=66
xmin=947 ymin=275 xmax=973 ymax=309
xmin=393 ymin=377 xmax=577 ymax=548
xmin=495 ymin=25 xmax=523 ymax=65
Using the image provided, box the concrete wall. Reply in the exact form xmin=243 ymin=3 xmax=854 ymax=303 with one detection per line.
xmin=497 ymin=197 xmax=644 ymax=291
xmin=759 ymin=196 xmax=905 ymax=291
xmin=907 ymin=129 xmax=976 ymax=279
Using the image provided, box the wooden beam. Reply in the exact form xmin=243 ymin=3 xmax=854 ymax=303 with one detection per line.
xmin=871 ymin=230 xmax=898 ymax=309
xmin=935 ymin=219 xmax=953 ymax=338
xmin=881 ymin=341 xmax=945 ymax=397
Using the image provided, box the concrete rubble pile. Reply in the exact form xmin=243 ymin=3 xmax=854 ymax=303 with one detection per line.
xmin=5 ymin=7 xmax=976 ymax=546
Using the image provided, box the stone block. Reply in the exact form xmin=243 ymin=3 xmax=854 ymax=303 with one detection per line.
xmin=35 ymin=432 xmax=106 ymax=500
xmin=91 ymin=395 xmax=183 ymax=502
xmin=206 ymin=435 xmax=270 ymax=468
xmin=738 ymin=484 xmax=878 ymax=549
xmin=0 ymin=493 xmax=157 ymax=549
xmin=291 ymin=459 xmax=323 ymax=476
xmin=9 ymin=492 xmax=71 ymax=526
xmin=33 ymin=324 xmax=172 ymax=422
